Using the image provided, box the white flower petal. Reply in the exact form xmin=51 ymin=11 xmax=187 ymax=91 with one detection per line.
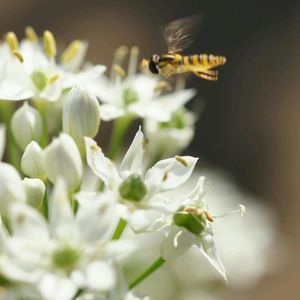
xmin=49 ymin=178 xmax=75 ymax=239
xmin=84 ymin=137 xmax=120 ymax=187
xmin=0 ymin=57 xmax=33 ymax=101
xmin=198 ymin=227 xmax=227 ymax=281
xmin=100 ymin=103 xmax=125 ymax=121
xmin=76 ymin=191 xmax=118 ymax=242
xmin=39 ymin=272 xmax=77 ymax=300
xmin=62 ymin=65 xmax=106 ymax=88
xmin=145 ymin=156 xmax=198 ymax=195
xmin=120 ymin=128 xmax=144 ymax=177
xmin=160 ymin=226 xmax=195 ymax=260
xmin=39 ymin=78 xmax=63 ymax=102
xmin=9 ymin=203 xmax=49 ymax=241
xmin=84 ymin=261 xmax=115 ymax=291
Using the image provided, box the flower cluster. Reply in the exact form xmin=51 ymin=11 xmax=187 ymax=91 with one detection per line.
xmin=0 ymin=28 xmax=244 ymax=300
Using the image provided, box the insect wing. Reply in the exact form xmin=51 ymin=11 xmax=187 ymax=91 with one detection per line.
xmin=162 ymin=14 xmax=202 ymax=53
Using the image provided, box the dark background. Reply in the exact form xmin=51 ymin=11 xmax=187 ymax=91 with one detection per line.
xmin=1 ymin=0 xmax=300 ymax=297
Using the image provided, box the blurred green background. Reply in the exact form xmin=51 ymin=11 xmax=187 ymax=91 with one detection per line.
xmin=1 ymin=0 xmax=300 ymax=298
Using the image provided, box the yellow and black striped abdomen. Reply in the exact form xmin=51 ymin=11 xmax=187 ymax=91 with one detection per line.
xmin=180 ymin=54 xmax=226 ymax=68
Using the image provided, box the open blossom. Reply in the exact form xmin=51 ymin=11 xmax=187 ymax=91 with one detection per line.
xmin=144 ymin=108 xmax=196 ymax=159
xmin=84 ymin=128 xmax=198 ymax=224
xmin=0 ymin=179 xmax=136 ymax=300
xmin=143 ymin=176 xmax=245 ymax=281
xmin=88 ymin=46 xmax=195 ymax=122
xmin=0 ymin=29 xmax=105 ymax=102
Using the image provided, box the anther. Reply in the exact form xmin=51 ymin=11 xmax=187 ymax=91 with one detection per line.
xmin=47 ymin=74 xmax=60 ymax=85
xmin=61 ymin=40 xmax=82 ymax=63
xmin=25 ymin=26 xmax=38 ymax=43
xmin=12 ymin=50 xmax=24 ymax=63
xmin=204 ymin=211 xmax=215 ymax=222
xmin=113 ymin=64 xmax=126 ymax=78
xmin=43 ymin=30 xmax=57 ymax=58
xmin=6 ymin=32 xmax=19 ymax=52
xmin=154 ymin=81 xmax=172 ymax=92
xmin=175 ymin=155 xmax=188 ymax=167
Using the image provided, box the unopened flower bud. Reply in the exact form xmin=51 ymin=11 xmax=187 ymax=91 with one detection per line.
xmin=119 ymin=174 xmax=147 ymax=202
xmin=43 ymin=133 xmax=82 ymax=190
xmin=63 ymin=86 xmax=101 ymax=151
xmin=23 ymin=178 xmax=45 ymax=208
xmin=11 ymin=103 xmax=43 ymax=150
xmin=21 ymin=141 xmax=46 ymax=179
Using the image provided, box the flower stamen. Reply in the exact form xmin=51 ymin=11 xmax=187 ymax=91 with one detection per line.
xmin=128 ymin=46 xmax=139 ymax=77
xmin=174 ymin=230 xmax=183 ymax=248
xmin=43 ymin=30 xmax=57 ymax=59
xmin=25 ymin=26 xmax=38 ymax=43
xmin=12 ymin=50 xmax=24 ymax=63
xmin=6 ymin=31 xmax=19 ymax=52
xmin=175 ymin=155 xmax=188 ymax=167
xmin=113 ymin=64 xmax=126 ymax=78
xmin=47 ymin=74 xmax=60 ymax=85
xmin=214 ymin=204 xmax=246 ymax=218
xmin=61 ymin=40 xmax=82 ymax=63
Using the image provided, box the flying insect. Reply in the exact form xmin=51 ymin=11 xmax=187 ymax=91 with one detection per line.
xmin=143 ymin=15 xmax=226 ymax=81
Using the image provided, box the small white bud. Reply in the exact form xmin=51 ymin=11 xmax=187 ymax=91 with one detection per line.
xmin=63 ymin=86 xmax=101 ymax=151
xmin=11 ymin=102 xmax=43 ymax=150
xmin=23 ymin=178 xmax=45 ymax=208
xmin=43 ymin=133 xmax=82 ymax=190
xmin=21 ymin=141 xmax=46 ymax=179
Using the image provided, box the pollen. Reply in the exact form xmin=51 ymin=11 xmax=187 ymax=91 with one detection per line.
xmin=204 ymin=211 xmax=215 ymax=222
xmin=43 ymin=30 xmax=57 ymax=58
xmin=113 ymin=64 xmax=126 ymax=78
xmin=25 ymin=26 xmax=38 ymax=43
xmin=61 ymin=40 xmax=82 ymax=63
xmin=154 ymin=81 xmax=172 ymax=92
xmin=162 ymin=171 xmax=168 ymax=181
xmin=175 ymin=155 xmax=188 ymax=167
xmin=47 ymin=74 xmax=60 ymax=85
xmin=12 ymin=50 xmax=24 ymax=63
xmin=6 ymin=31 xmax=19 ymax=52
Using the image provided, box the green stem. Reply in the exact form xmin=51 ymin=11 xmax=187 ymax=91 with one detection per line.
xmin=40 ymin=181 xmax=49 ymax=219
xmin=107 ymin=116 xmax=133 ymax=160
xmin=129 ymin=256 xmax=166 ymax=289
xmin=111 ymin=218 xmax=127 ymax=240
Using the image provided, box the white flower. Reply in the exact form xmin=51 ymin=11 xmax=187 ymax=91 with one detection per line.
xmin=0 ymin=29 xmax=106 ymax=102
xmin=1 ymin=179 xmax=135 ymax=300
xmin=144 ymin=108 xmax=196 ymax=159
xmin=11 ymin=102 xmax=43 ymax=150
xmin=144 ymin=177 xmax=244 ymax=282
xmin=63 ymin=86 xmax=101 ymax=150
xmin=88 ymin=46 xmax=195 ymax=122
xmin=43 ymin=133 xmax=83 ymax=190
xmin=84 ymin=128 xmax=198 ymax=224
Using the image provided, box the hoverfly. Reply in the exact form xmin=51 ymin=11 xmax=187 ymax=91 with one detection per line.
xmin=143 ymin=14 xmax=226 ymax=81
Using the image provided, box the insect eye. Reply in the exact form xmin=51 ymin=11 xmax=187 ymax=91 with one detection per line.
xmin=148 ymin=61 xmax=159 ymax=74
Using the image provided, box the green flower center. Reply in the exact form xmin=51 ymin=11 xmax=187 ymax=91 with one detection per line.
xmin=52 ymin=244 xmax=81 ymax=271
xmin=31 ymin=71 xmax=47 ymax=91
xmin=123 ymin=88 xmax=138 ymax=106
xmin=119 ymin=174 xmax=147 ymax=202
xmin=173 ymin=207 xmax=207 ymax=235
xmin=160 ymin=110 xmax=186 ymax=129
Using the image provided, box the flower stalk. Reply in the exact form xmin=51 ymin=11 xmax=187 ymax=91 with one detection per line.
xmin=129 ymin=256 xmax=166 ymax=289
